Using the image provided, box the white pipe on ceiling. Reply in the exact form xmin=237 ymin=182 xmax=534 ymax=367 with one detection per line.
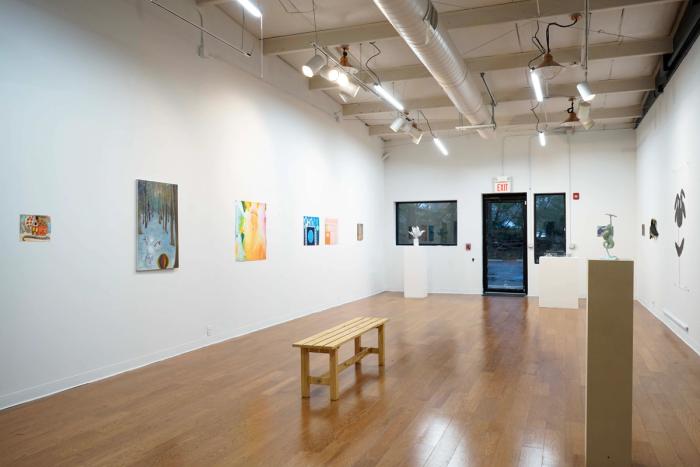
xmin=372 ymin=0 xmax=493 ymax=138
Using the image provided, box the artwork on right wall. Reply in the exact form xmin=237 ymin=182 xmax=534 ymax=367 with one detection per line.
xmin=235 ymin=201 xmax=267 ymax=261
xmin=649 ymin=218 xmax=659 ymax=239
xmin=304 ymin=216 xmax=319 ymax=246
xmin=325 ymin=218 xmax=338 ymax=245
xmin=357 ymin=223 xmax=364 ymax=241
xmin=19 ymin=215 xmax=51 ymax=242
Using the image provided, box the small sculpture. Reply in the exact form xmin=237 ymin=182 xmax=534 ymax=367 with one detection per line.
xmin=409 ymin=226 xmax=424 ymax=246
xmin=596 ymin=213 xmax=617 ymax=260
xmin=649 ymin=218 xmax=658 ymax=239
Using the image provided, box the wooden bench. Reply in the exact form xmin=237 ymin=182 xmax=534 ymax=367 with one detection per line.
xmin=292 ymin=317 xmax=388 ymax=401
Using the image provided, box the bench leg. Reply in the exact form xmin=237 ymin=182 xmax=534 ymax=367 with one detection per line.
xmin=354 ymin=336 xmax=362 ymax=365
xmin=300 ymin=348 xmax=310 ymax=398
xmin=329 ymin=349 xmax=339 ymax=401
xmin=378 ymin=324 xmax=385 ymax=366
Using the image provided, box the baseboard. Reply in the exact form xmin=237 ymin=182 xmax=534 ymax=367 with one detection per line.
xmin=0 ymin=289 xmax=385 ymax=411
xmin=636 ymin=299 xmax=700 ymax=357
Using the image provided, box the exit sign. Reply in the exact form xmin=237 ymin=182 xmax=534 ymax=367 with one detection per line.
xmin=493 ymin=176 xmax=512 ymax=193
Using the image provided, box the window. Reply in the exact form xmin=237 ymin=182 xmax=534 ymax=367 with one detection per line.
xmin=395 ymin=201 xmax=457 ymax=246
xmin=534 ymin=193 xmax=566 ymax=264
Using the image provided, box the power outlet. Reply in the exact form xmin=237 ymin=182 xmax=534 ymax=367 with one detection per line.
xmin=206 ymin=325 xmax=213 ymax=337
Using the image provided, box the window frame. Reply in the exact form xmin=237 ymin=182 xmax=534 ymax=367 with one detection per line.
xmin=533 ymin=192 xmax=567 ymax=264
xmin=395 ymin=200 xmax=458 ymax=246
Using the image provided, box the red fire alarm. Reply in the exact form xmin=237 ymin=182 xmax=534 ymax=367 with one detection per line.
xmin=573 ymin=192 xmax=580 ymax=200
xmin=465 ymin=243 xmax=472 ymax=251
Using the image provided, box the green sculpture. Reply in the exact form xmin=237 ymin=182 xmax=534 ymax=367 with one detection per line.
xmin=596 ymin=214 xmax=618 ymax=260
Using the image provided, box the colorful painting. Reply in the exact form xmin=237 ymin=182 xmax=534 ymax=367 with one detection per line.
xmin=19 ymin=215 xmax=51 ymax=242
xmin=236 ymin=201 xmax=267 ymax=261
xmin=325 ymin=218 xmax=338 ymax=245
xmin=304 ymin=216 xmax=319 ymax=245
xmin=137 ymin=180 xmax=178 ymax=271
xmin=357 ymin=223 xmax=364 ymax=241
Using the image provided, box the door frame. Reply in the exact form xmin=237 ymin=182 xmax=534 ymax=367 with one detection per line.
xmin=482 ymin=192 xmax=528 ymax=295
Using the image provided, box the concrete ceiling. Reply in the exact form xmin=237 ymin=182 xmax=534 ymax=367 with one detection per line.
xmin=200 ymin=0 xmax=687 ymax=139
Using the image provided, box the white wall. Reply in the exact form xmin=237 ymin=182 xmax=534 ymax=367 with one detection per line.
xmin=383 ymin=130 xmax=637 ymax=296
xmin=636 ymin=38 xmax=700 ymax=355
xmin=0 ymin=0 xmax=384 ymax=408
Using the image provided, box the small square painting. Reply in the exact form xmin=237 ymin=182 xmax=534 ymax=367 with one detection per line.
xmin=304 ymin=216 xmax=319 ymax=246
xmin=325 ymin=218 xmax=338 ymax=245
xmin=20 ymin=215 xmax=51 ymax=242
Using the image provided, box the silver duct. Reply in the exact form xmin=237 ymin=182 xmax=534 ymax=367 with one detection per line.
xmin=372 ymin=0 xmax=493 ymax=138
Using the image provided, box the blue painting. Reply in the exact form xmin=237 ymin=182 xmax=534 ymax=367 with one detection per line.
xmin=304 ymin=216 xmax=319 ymax=246
xmin=137 ymin=180 xmax=179 ymax=271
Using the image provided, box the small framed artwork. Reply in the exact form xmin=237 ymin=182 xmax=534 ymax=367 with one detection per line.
xmin=20 ymin=215 xmax=51 ymax=242
xmin=304 ymin=216 xmax=319 ymax=245
xmin=357 ymin=223 xmax=364 ymax=241
xmin=325 ymin=218 xmax=338 ymax=245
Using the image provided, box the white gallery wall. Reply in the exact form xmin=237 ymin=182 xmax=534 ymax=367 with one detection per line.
xmin=383 ymin=130 xmax=637 ymax=296
xmin=0 ymin=0 xmax=384 ymax=408
xmin=636 ymin=38 xmax=700 ymax=355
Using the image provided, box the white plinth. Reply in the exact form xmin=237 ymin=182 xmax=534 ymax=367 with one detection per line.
xmin=538 ymin=256 xmax=581 ymax=309
xmin=403 ymin=247 xmax=427 ymax=298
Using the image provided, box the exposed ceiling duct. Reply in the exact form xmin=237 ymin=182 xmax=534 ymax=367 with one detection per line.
xmin=371 ymin=0 xmax=492 ymax=139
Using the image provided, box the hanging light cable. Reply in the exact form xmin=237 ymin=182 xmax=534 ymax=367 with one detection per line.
xmin=420 ymin=111 xmax=448 ymax=156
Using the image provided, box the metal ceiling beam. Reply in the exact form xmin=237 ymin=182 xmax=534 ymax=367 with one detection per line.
xmin=343 ymin=77 xmax=654 ymax=116
xmin=368 ymin=106 xmax=642 ymax=136
xmin=263 ymin=0 xmax=679 ymax=55
xmin=197 ymin=0 xmax=235 ymax=6
xmin=310 ymin=37 xmax=671 ymax=90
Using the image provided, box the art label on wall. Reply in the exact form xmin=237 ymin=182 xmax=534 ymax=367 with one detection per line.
xmin=357 ymin=223 xmax=364 ymax=241
xmin=325 ymin=218 xmax=338 ymax=245
xmin=236 ymin=201 xmax=267 ymax=261
xmin=19 ymin=215 xmax=51 ymax=242
xmin=137 ymin=180 xmax=179 ymax=271
xmin=304 ymin=216 xmax=319 ymax=245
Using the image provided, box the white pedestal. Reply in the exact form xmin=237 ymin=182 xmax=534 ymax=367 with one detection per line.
xmin=403 ymin=247 xmax=427 ymax=298
xmin=538 ymin=256 xmax=581 ymax=309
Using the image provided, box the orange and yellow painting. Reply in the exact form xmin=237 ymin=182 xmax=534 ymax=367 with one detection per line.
xmin=236 ymin=201 xmax=267 ymax=261
xmin=325 ymin=218 xmax=338 ymax=245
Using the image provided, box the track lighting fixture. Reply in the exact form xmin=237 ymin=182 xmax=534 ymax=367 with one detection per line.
xmin=577 ymin=80 xmax=596 ymax=102
xmin=433 ymin=137 xmax=448 ymax=156
xmin=373 ymin=84 xmax=404 ymax=112
xmin=409 ymin=124 xmax=423 ymax=144
xmin=538 ymin=131 xmax=547 ymax=147
xmin=302 ymin=54 xmax=325 ymax=78
xmin=529 ymin=69 xmax=544 ymax=103
xmin=236 ymin=0 xmax=262 ymax=18
xmin=339 ymin=79 xmax=361 ymax=98
xmin=390 ymin=116 xmax=407 ymax=133
xmin=578 ymin=101 xmax=594 ymax=129
xmin=319 ymin=64 xmax=339 ymax=82
xmin=561 ymin=97 xmax=581 ymax=127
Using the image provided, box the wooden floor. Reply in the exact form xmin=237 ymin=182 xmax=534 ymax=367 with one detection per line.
xmin=2 ymin=293 xmax=700 ymax=466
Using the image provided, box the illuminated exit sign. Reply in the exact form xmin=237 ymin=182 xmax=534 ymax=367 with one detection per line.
xmin=493 ymin=176 xmax=512 ymax=193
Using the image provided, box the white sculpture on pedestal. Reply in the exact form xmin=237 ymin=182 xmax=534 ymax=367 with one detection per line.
xmin=409 ymin=225 xmax=425 ymax=246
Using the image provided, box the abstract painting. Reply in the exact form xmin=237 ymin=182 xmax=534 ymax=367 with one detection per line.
xmin=304 ymin=216 xmax=319 ymax=246
xmin=19 ymin=215 xmax=51 ymax=242
xmin=325 ymin=218 xmax=338 ymax=245
xmin=236 ymin=201 xmax=267 ymax=261
xmin=137 ymin=180 xmax=178 ymax=271
xmin=357 ymin=223 xmax=364 ymax=241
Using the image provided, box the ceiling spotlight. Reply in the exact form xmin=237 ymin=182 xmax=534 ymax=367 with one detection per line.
xmin=561 ymin=97 xmax=581 ymax=127
xmin=538 ymin=131 xmax=547 ymax=147
xmin=577 ymin=80 xmax=596 ymax=102
xmin=409 ymin=124 xmax=423 ymax=144
xmin=578 ymin=101 xmax=594 ymax=129
xmin=373 ymin=84 xmax=404 ymax=112
xmin=534 ymin=53 xmax=563 ymax=81
xmin=302 ymin=54 xmax=325 ymax=78
xmin=433 ymin=137 xmax=448 ymax=156
xmin=320 ymin=64 xmax=339 ymax=82
xmin=337 ymin=72 xmax=349 ymax=87
xmin=529 ymin=69 xmax=544 ymax=103
xmin=236 ymin=0 xmax=262 ymax=18
xmin=339 ymin=79 xmax=360 ymax=98
xmin=390 ymin=116 xmax=406 ymax=133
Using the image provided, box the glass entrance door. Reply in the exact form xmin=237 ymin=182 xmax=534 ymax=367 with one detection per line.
xmin=482 ymin=193 xmax=528 ymax=294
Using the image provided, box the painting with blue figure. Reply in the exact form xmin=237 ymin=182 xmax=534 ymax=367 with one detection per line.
xmin=303 ymin=216 xmax=319 ymax=246
xmin=137 ymin=180 xmax=179 ymax=271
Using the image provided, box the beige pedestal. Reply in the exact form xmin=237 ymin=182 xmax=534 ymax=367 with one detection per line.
xmin=586 ymin=259 xmax=633 ymax=467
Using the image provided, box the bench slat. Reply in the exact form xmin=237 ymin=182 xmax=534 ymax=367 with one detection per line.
xmin=293 ymin=317 xmax=388 ymax=350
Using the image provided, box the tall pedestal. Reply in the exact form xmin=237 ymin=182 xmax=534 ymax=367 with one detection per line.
xmin=403 ymin=247 xmax=427 ymax=298
xmin=586 ymin=259 xmax=633 ymax=467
